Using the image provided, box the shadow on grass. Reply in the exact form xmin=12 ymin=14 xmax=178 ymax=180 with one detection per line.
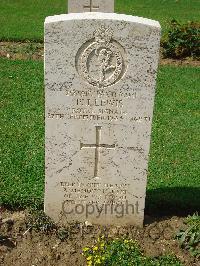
xmin=145 ymin=187 xmax=200 ymax=218
xmin=1 ymin=187 xmax=199 ymax=223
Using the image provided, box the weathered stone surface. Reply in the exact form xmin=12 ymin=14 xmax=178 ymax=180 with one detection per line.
xmin=68 ymin=0 xmax=114 ymax=13
xmin=44 ymin=13 xmax=161 ymax=227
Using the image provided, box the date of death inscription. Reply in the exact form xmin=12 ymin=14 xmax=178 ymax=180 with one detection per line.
xmin=47 ymin=88 xmax=151 ymax=123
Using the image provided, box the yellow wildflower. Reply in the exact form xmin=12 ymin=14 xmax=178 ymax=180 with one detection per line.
xmin=83 ymin=247 xmax=90 ymax=252
xmin=87 ymin=256 xmax=92 ymax=261
xmin=96 ymin=258 xmax=101 ymax=264
xmin=87 ymin=261 xmax=92 ymax=266
xmin=100 ymin=243 xmax=105 ymax=249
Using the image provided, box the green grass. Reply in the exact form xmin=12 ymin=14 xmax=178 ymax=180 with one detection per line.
xmin=0 ymin=0 xmax=66 ymax=42
xmin=116 ymin=0 xmax=200 ymax=32
xmin=0 ymin=58 xmax=44 ymax=208
xmin=0 ymin=0 xmax=199 ymax=41
xmin=0 ymin=58 xmax=199 ymax=213
xmin=147 ymin=65 xmax=200 ymax=215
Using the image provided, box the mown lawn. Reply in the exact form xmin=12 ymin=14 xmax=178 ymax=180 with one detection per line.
xmin=0 ymin=0 xmax=199 ymax=41
xmin=0 ymin=58 xmax=199 ymax=213
xmin=0 ymin=59 xmax=44 ymax=208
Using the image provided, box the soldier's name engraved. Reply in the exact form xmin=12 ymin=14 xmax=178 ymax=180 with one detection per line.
xmin=76 ymin=98 xmax=123 ymax=107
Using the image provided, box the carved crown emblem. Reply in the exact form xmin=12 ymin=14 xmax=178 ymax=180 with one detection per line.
xmin=94 ymin=26 xmax=113 ymax=44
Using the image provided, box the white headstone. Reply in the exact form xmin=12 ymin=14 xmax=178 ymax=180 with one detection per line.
xmin=44 ymin=13 xmax=161 ymax=227
xmin=68 ymin=0 xmax=114 ymax=13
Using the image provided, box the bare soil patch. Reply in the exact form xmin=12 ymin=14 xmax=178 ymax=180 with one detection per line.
xmin=0 ymin=41 xmax=200 ymax=67
xmin=159 ymin=56 xmax=200 ymax=67
xmin=0 ymin=209 xmax=199 ymax=266
xmin=0 ymin=42 xmax=43 ymax=61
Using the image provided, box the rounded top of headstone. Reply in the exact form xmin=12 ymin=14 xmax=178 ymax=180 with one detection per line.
xmin=45 ymin=12 xmax=161 ymax=29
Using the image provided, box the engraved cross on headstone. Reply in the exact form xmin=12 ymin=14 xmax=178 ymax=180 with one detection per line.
xmin=80 ymin=126 xmax=115 ymax=178
xmin=68 ymin=0 xmax=114 ymax=14
xmin=83 ymin=0 xmax=99 ymax=12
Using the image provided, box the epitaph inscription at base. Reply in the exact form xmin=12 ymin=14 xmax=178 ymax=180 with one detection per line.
xmin=44 ymin=13 xmax=161 ymax=226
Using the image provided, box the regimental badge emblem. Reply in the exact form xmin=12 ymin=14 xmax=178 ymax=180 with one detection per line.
xmin=76 ymin=26 xmax=127 ymax=88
